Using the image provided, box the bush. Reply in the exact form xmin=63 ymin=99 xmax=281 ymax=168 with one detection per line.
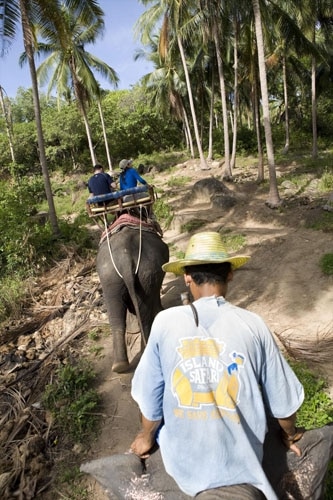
xmin=320 ymin=253 xmax=333 ymax=275
xmin=43 ymin=361 xmax=100 ymax=442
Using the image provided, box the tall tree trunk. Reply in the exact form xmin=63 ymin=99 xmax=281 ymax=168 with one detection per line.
xmin=177 ymin=34 xmax=209 ymax=170
xmin=282 ymin=53 xmax=290 ymax=155
xmin=98 ymin=99 xmax=113 ymax=172
xmin=253 ymin=78 xmax=264 ymax=182
xmin=182 ymin=102 xmax=195 ymax=158
xmin=79 ymin=100 xmax=97 ymax=166
xmin=19 ymin=0 xmax=60 ymax=236
xmin=230 ymin=17 xmax=239 ymax=171
xmin=207 ymin=78 xmax=214 ymax=161
xmin=212 ymin=21 xmax=231 ymax=180
xmin=311 ymin=27 xmax=318 ymax=159
xmin=69 ymin=59 xmax=97 ymax=166
xmin=0 ymin=86 xmax=16 ymax=163
xmin=252 ymin=0 xmax=281 ymax=207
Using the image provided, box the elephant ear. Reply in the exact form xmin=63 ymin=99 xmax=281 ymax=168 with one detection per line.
xmin=80 ymin=448 xmax=190 ymax=499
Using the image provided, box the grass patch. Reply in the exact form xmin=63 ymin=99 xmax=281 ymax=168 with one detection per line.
xmin=220 ymin=231 xmax=246 ymax=252
xmin=43 ymin=360 xmax=100 ymax=442
xmin=167 ymin=176 xmax=192 ymax=188
xmin=0 ymin=276 xmax=27 ymax=322
xmin=290 ymin=360 xmax=333 ymax=498
xmin=305 ymin=211 xmax=333 ymax=232
xmin=136 ymin=151 xmax=188 ymax=173
xmin=154 ymin=198 xmax=174 ymax=229
xmin=319 ymin=253 xmax=333 ymax=275
xmin=55 ymin=464 xmax=91 ymax=499
xmin=181 ymin=219 xmax=208 ymax=233
xmin=290 ymin=361 xmax=333 ymax=428
xmin=319 ymin=168 xmax=333 ymax=192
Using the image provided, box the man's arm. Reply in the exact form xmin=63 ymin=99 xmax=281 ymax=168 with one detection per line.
xmin=278 ymin=412 xmax=304 ymax=457
xmin=130 ymin=414 xmax=162 ymax=458
xmin=133 ymin=169 xmax=147 ymax=185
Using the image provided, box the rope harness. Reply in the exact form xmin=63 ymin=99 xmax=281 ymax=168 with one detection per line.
xmin=103 ymin=207 xmax=149 ymax=279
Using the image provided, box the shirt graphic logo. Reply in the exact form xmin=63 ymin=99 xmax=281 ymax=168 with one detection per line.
xmin=171 ymin=337 xmax=244 ymax=413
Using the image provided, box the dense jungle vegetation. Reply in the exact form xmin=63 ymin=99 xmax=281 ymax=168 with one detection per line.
xmin=1 ymin=0 xmax=333 ymax=315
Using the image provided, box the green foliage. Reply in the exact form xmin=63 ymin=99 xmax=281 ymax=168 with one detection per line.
xmin=306 ymin=212 xmax=333 ymax=232
xmin=57 ymin=466 xmax=90 ymax=499
xmin=0 ymin=175 xmax=94 ymax=281
xmin=236 ymin=126 xmax=258 ymax=154
xmin=181 ymin=219 xmax=208 ymax=233
xmin=43 ymin=361 xmax=100 ymax=442
xmin=289 ymin=361 xmax=333 ymax=498
xmin=319 ymin=169 xmax=333 ymax=192
xmin=0 ymin=276 xmax=27 ymax=322
xmin=290 ymin=361 xmax=333 ymax=428
xmin=154 ymin=198 xmax=173 ymax=228
xmin=98 ymin=89 xmax=183 ymax=162
xmin=220 ymin=231 xmax=246 ymax=252
xmin=136 ymin=151 xmax=188 ymax=173
xmin=167 ymin=175 xmax=192 ymax=188
xmin=319 ymin=253 xmax=333 ymax=275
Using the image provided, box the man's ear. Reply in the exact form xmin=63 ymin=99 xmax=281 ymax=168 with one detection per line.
xmin=227 ymin=270 xmax=234 ymax=282
xmin=183 ymin=273 xmax=191 ymax=286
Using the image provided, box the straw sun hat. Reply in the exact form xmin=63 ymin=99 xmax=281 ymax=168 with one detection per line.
xmin=162 ymin=231 xmax=250 ymax=275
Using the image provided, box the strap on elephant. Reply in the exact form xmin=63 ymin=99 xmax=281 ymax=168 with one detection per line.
xmin=103 ymin=207 xmax=144 ymax=279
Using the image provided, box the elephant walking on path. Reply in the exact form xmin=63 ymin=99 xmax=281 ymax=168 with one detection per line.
xmin=96 ymin=221 xmax=169 ymax=373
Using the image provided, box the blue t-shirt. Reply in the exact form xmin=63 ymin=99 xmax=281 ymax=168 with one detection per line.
xmin=119 ymin=168 xmax=147 ymax=190
xmin=88 ymin=172 xmax=113 ymax=195
xmin=131 ymin=296 xmax=304 ymax=499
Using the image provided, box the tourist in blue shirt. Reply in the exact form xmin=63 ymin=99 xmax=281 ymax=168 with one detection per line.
xmin=130 ymin=232 xmax=304 ymax=499
xmin=119 ymin=159 xmax=147 ymax=190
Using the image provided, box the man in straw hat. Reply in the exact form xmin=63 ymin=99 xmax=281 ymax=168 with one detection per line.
xmin=130 ymin=231 xmax=304 ymax=499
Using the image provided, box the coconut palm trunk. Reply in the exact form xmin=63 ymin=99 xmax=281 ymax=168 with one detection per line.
xmin=212 ymin=20 xmax=231 ymax=180
xmin=230 ymin=17 xmax=239 ymax=171
xmin=177 ymin=33 xmax=209 ymax=170
xmin=0 ymin=85 xmax=16 ymax=163
xmin=19 ymin=0 xmax=60 ymax=236
xmin=252 ymin=0 xmax=281 ymax=207
xmin=282 ymin=53 xmax=290 ymax=155
xmin=98 ymin=99 xmax=113 ymax=172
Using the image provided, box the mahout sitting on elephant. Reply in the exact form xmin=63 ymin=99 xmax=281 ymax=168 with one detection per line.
xmin=96 ymin=214 xmax=169 ymax=373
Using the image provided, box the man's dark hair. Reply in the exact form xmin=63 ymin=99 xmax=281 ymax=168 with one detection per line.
xmin=94 ymin=164 xmax=103 ymax=171
xmin=184 ymin=262 xmax=232 ymax=285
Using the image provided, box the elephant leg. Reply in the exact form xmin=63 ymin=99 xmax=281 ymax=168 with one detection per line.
xmin=112 ymin=329 xmax=129 ymax=373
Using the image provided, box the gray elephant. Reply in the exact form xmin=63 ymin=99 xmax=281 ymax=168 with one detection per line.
xmin=96 ymin=225 xmax=169 ymax=373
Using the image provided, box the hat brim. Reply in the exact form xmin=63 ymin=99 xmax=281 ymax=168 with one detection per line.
xmin=162 ymin=256 xmax=250 ymax=275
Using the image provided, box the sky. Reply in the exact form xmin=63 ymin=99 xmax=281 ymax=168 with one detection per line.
xmin=0 ymin=0 xmax=154 ymax=98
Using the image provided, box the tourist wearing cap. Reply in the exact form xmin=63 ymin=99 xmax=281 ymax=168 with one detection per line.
xmin=87 ymin=164 xmax=116 ymax=196
xmin=130 ymin=231 xmax=304 ymax=499
xmin=118 ymin=158 xmax=147 ymax=190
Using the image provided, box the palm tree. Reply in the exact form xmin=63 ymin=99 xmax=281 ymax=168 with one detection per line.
xmin=19 ymin=0 xmax=60 ymax=235
xmin=252 ymin=0 xmax=281 ymax=207
xmin=0 ymin=85 xmax=16 ymax=163
xmin=138 ymin=0 xmax=209 ymax=170
xmin=1 ymin=0 xmax=104 ymax=236
xmin=135 ymin=33 xmax=195 ymax=157
xmin=24 ymin=3 xmax=118 ymax=166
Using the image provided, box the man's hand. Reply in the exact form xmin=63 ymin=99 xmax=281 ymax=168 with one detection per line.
xmin=280 ymin=427 xmax=304 ymax=457
xmin=278 ymin=413 xmax=304 ymax=457
xmin=130 ymin=430 xmax=155 ymax=459
xmin=130 ymin=415 xmax=161 ymax=458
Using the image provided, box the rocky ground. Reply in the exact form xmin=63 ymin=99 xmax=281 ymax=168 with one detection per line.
xmin=0 ymin=157 xmax=332 ymax=498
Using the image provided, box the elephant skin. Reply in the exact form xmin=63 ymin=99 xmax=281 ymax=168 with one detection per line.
xmin=96 ymin=227 xmax=169 ymax=373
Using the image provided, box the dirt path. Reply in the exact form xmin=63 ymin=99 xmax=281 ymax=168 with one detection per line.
xmin=82 ymin=161 xmax=333 ymax=498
